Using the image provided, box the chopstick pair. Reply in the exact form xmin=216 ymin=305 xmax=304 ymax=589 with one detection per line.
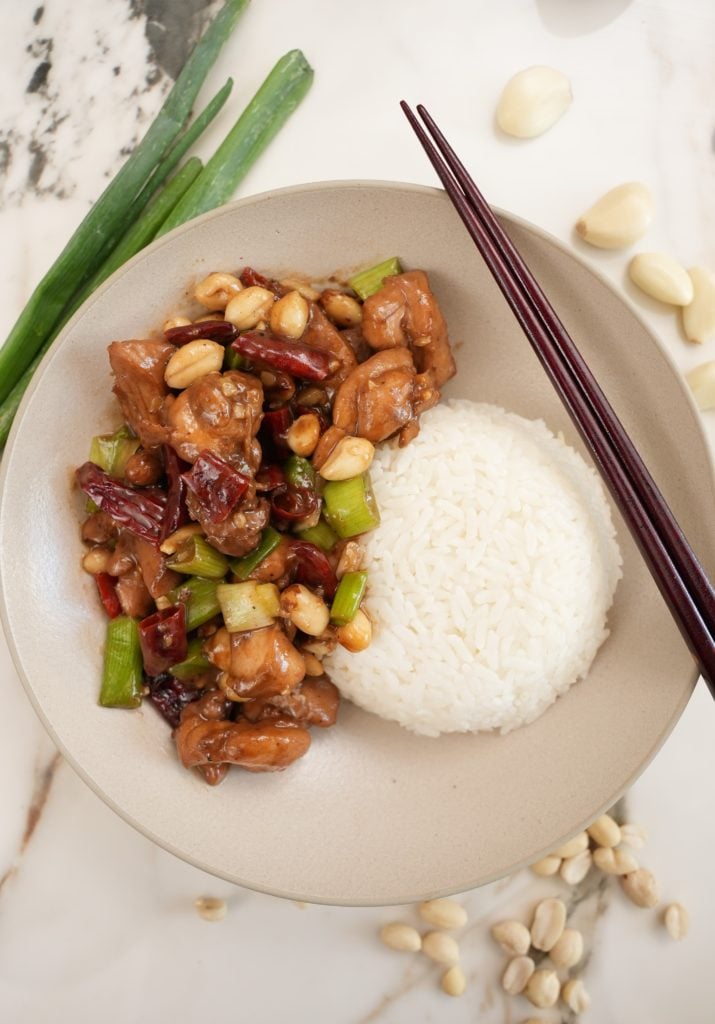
xmin=401 ymin=101 xmax=715 ymax=695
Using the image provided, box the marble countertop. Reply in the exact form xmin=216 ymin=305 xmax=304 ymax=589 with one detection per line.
xmin=2 ymin=1 xmax=715 ymax=1021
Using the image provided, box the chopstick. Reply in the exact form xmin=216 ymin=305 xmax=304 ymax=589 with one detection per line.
xmin=401 ymin=100 xmax=715 ymax=695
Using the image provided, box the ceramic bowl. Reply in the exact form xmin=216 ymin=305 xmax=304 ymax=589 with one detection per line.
xmin=2 ymin=181 xmax=713 ymax=904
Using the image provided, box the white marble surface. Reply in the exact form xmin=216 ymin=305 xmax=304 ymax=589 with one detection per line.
xmin=2 ymin=0 xmax=715 ymax=1021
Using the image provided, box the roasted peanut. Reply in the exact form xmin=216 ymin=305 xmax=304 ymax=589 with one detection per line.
xmin=280 ymin=584 xmax=330 ymax=637
xmin=531 ymin=854 xmax=561 ymax=877
xmin=164 ymin=339 xmax=225 ymax=389
xmin=379 ymin=921 xmax=422 ymax=952
xmin=553 ymin=831 xmax=589 ymax=859
xmin=593 ymin=846 xmax=638 ymax=876
xmin=286 ymin=413 xmax=321 ymax=457
xmin=501 ymin=956 xmax=535 ymax=995
xmin=663 ymin=902 xmax=689 ymax=940
xmin=441 ymin=965 xmax=466 ymax=997
xmin=561 ymin=978 xmax=590 ymax=1013
xmin=270 ymin=289 xmax=310 ymax=339
xmin=530 ymin=898 xmax=566 ymax=952
xmin=587 ymin=814 xmax=621 ymax=848
xmin=225 ymin=286 xmax=275 ymax=330
xmin=419 ymin=898 xmax=468 ymax=929
xmin=194 ymin=271 xmax=243 ymax=310
xmin=490 ymin=919 xmax=531 ymax=956
xmin=319 ymin=436 xmax=375 ymax=481
xmin=620 ymin=867 xmax=660 ymax=908
xmin=337 ymin=608 xmax=372 ymax=652
xmin=549 ymin=928 xmax=583 ymax=969
xmin=525 ymin=969 xmax=560 ymax=1009
xmin=422 ymin=931 xmax=460 ymax=966
xmin=320 ymin=288 xmax=363 ymax=327
xmin=82 ymin=547 xmax=112 ymax=575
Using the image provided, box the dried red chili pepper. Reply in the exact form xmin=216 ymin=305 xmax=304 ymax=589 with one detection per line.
xmin=231 ymin=331 xmax=335 ymax=382
xmin=138 ymin=604 xmax=187 ymax=678
xmin=148 ymin=672 xmax=200 ymax=728
xmin=159 ymin=445 xmax=190 ymax=542
xmin=239 ymin=266 xmax=284 ymax=295
xmin=271 ymin=486 xmax=321 ymax=526
xmin=290 ymin=539 xmax=338 ymax=599
xmin=164 ymin=319 xmax=237 ymax=346
xmin=255 ymin=464 xmax=287 ymax=492
xmin=182 ymin=450 xmax=250 ymax=524
xmin=94 ymin=573 xmax=122 ymax=619
xmin=77 ymin=462 xmax=167 ymax=544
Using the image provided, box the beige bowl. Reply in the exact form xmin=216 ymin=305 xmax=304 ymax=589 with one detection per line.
xmin=1 ymin=181 xmax=713 ymax=905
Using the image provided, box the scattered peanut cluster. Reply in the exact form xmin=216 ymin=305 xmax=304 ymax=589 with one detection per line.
xmin=379 ymin=898 xmax=470 ymax=997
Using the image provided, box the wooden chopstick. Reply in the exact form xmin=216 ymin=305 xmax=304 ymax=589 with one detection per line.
xmin=401 ymin=100 xmax=715 ymax=694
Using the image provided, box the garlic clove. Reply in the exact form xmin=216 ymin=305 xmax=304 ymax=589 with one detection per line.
xmin=575 ymin=183 xmax=654 ymax=250
xmin=496 ymin=66 xmax=572 ymax=139
xmin=629 ymin=252 xmax=694 ymax=306
xmin=686 ymin=361 xmax=715 ymax=411
xmin=682 ymin=267 xmax=715 ymax=345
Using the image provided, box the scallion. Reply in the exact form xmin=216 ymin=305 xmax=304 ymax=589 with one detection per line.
xmin=295 ymin=518 xmax=338 ymax=552
xmin=230 ymin=526 xmax=282 ymax=580
xmin=217 ymin=581 xmax=280 ymax=633
xmin=100 ymin=616 xmax=143 ymax=708
xmin=89 ymin=425 xmax=140 ymax=477
xmin=168 ymin=577 xmax=222 ymax=632
xmin=284 ymin=454 xmax=316 ymax=491
xmin=167 ymin=535 xmax=229 ymax=578
xmin=171 ymin=636 xmax=212 ymax=680
xmin=330 ymin=571 xmax=368 ymax=626
xmin=322 ymin=474 xmax=381 ymax=538
xmin=347 ymin=257 xmax=402 ymax=300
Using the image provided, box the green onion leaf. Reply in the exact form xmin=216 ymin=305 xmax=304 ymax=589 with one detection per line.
xmin=284 ymin=454 xmax=316 ymax=491
xmin=217 ymin=581 xmax=280 ymax=632
xmin=168 ymin=577 xmax=222 ymax=632
xmin=167 ymin=535 xmax=229 ymax=578
xmin=330 ymin=571 xmax=368 ymax=626
xmin=347 ymin=257 xmax=402 ymax=300
xmin=230 ymin=526 xmax=282 ymax=580
xmin=100 ymin=616 xmax=143 ymax=708
xmin=171 ymin=636 xmax=212 ymax=679
xmin=295 ymin=518 xmax=338 ymax=552
xmin=322 ymin=474 xmax=381 ymax=538
xmin=89 ymin=425 xmax=140 ymax=477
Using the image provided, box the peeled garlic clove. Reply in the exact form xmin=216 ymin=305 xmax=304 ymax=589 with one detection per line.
xmin=629 ymin=252 xmax=694 ymax=306
xmin=496 ymin=65 xmax=572 ymax=139
xmin=575 ymin=183 xmax=654 ymax=250
xmin=686 ymin=361 xmax=715 ymax=411
xmin=682 ymin=267 xmax=715 ymax=345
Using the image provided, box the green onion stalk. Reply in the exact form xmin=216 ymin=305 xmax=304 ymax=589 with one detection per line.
xmin=168 ymin=577 xmax=222 ymax=632
xmin=100 ymin=616 xmax=143 ymax=708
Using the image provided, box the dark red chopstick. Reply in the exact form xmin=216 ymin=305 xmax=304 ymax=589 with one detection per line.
xmin=401 ymin=100 xmax=715 ymax=695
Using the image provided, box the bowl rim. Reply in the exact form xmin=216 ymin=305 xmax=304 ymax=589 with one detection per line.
xmin=1 ymin=178 xmax=712 ymax=904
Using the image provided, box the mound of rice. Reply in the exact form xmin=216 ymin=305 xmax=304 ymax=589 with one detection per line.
xmin=327 ymin=400 xmax=622 ymax=736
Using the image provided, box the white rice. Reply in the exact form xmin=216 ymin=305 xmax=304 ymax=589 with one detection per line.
xmin=327 ymin=400 xmax=623 ymax=736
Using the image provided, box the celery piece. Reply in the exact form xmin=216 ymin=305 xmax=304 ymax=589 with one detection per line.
xmin=217 ymin=581 xmax=280 ymax=632
xmin=347 ymin=257 xmax=402 ymax=300
xmin=100 ymin=616 xmax=143 ymax=708
xmin=89 ymin=425 xmax=140 ymax=477
xmin=285 ymin=454 xmax=316 ymax=490
xmin=171 ymin=636 xmax=212 ymax=680
xmin=295 ymin=518 xmax=338 ymax=552
xmin=167 ymin=535 xmax=229 ymax=578
xmin=168 ymin=577 xmax=221 ymax=632
xmin=322 ymin=474 xmax=381 ymax=538
xmin=230 ymin=526 xmax=282 ymax=580
xmin=330 ymin=571 xmax=368 ymax=626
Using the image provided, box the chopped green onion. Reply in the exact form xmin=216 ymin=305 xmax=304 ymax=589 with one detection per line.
xmin=284 ymin=454 xmax=316 ymax=491
xmin=100 ymin=616 xmax=143 ymax=708
xmin=0 ymin=0 xmax=249 ymax=405
xmin=330 ymin=571 xmax=368 ymax=626
xmin=348 ymin=257 xmax=402 ymax=300
xmin=217 ymin=581 xmax=280 ymax=632
xmin=223 ymin=347 xmax=244 ymax=371
xmin=167 ymin=535 xmax=229 ymax=578
xmin=230 ymin=526 xmax=282 ymax=580
xmin=169 ymin=577 xmax=222 ymax=632
xmin=159 ymin=49 xmax=314 ymax=234
xmin=171 ymin=636 xmax=212 ymax=680
xmin=89 ymin=425 xmax=140 ymax=477
xmin=295 ymin=518 xmax=338 ymax=551
xmin=322 ymin=474 xmax=381 ymax=538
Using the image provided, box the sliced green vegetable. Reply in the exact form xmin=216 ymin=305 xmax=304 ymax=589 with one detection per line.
xmin=285 ymin=454 xmax=316 ymax=491
xmin=89 ymin=425 xmax=140 ymax=477
xmin=73 ymin=158 xmax=203 ymax=310
xmin=330 ymin=571 xmax=368 ymax=626
xmin=347 ymin=257 xmax=402 ymax=301
xmin=0 ymin=0 xmax=249 ymax=404
xmin=168 ymin=577 xmax=222 ymax=631
xmin=100 ymin=616 xmax=143 ymax=708
xmin=223 ymin=347 xmax=244 ymax=371
xmin=230 ymin=526 xmax=282 ymax=580
xmin=322 ymin=474 xmax=381 ymax=538
xmin=159 ymin=49 xmax=314 ymax=233
xmin=217 ymin=581 xmax=280 ymax=632
xmin=295 ymin=518 xmax=338 ymax=552
xmin=167 ymin=535 xmax=229 ymax=578
xmin=171 ymin=636 xmax=212 ymax=679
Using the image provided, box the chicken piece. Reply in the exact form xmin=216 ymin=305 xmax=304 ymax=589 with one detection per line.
xmin=361 ymin=270 xmax=456 ymax=387
xmin=115 ymin=567 xmax=153 ymax=618
xmin=243 ymin=674 xmax=340 ymax=728
xmin=164 ymin=370 xmax=263 ymax=468
xmin=81 ymin=510 xmax=119 ymax=545
xmin=332 ymin=349 xmax=438 ymax=445
xmin=187 ymin=488 xmax=270 ymax=558
xmin=205 ymin=623 xmax=305 ymax=701
xmin=132 ymin=536 xmax=181 ymax=599
xmin=340 ymin=325 xmax=372 ymax=364
xmin=108 ymin=339 xmax=174 ymax=448
xmin=247 ymin=537 xmax=293 ymax=584
xmin=301 ymin=303 xmax=357 ymax=386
